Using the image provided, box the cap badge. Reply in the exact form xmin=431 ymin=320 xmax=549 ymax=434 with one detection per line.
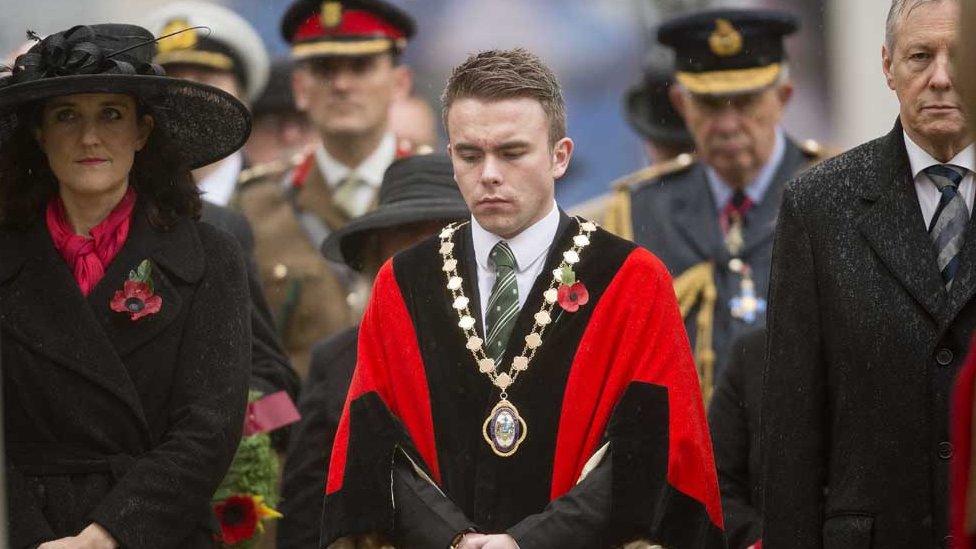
xmin=158 ymin=18 xmax=197 ymax=53
xmin=709 ymin=19 xmax=743 ymax=57
xmin=321 ymin=0 xmax=343 ymax=29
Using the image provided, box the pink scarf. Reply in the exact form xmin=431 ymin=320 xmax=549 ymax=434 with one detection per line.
xmin=45 ymin=188 xmax=137 ymax=296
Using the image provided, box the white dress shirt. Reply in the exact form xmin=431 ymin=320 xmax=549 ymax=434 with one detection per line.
xmin=314 ymin=132 xmax=396 ymax=215
xmin=904 ymin=131 xmax=975 ymax=228
xmin=198 ymin=151 xmax=243 ymax=207
xmin=470 ymin=202 xmax=561 ymax=329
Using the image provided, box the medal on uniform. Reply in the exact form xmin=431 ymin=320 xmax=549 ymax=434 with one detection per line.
xmin=724 ymin=210 xmax=746 ymax=258
xmin=728 ymin=259 xmax=766 ymax=324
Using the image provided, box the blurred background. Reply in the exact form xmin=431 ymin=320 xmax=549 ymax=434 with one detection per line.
xmin=0 ymin=0 xmax=900 ymax=207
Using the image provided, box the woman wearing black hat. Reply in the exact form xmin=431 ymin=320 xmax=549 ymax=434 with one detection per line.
xmin=0 ymin=25 xmax=252 ymax=548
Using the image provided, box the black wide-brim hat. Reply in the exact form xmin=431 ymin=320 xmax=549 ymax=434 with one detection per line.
xmin=0 ymin=24 xmax=250 ymax=169
xmin=322 ymin=154 xmax=469 ymax=270
xmin=624 ymin=64 xmax=693 ymax=147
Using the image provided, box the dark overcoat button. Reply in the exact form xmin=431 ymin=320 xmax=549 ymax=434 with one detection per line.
xmin=936 ymin=348 xmax=954 ymax=366
xmin=939 ymin=441 xmax=954 ymax=460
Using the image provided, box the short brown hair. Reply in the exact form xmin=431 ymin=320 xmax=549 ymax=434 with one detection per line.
xmin=441 ymin=48 xmax=566 ymax=145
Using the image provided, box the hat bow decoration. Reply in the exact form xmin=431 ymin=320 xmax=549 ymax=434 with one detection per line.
xmin=2 ymin=26 xmax=164 ymax=88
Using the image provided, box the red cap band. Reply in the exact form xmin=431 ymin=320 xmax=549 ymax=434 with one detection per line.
xmin=293 ymin=9 xmax=405 ymax=42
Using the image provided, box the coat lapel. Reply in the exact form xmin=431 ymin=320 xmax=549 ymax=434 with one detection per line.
xmin=857 ymin=122 xmax=948 ymax=322
xmin=457 ymin=223 xmax=486 ymax=339
xmin=672 ymin=168 xmax=727 ymax=263
xmin=0 ymin=219 xmax=150 ymax=434
xmin=86 ymin=208 xmax=201 ymax=357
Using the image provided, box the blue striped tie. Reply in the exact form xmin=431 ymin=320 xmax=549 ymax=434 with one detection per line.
xmin=485 ymin=242 xmax=519 ymax=361
xmin=924 ymin=164 xmax=970 ymax=287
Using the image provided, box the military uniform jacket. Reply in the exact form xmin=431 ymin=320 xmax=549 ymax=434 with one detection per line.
xmin=236 ymin=154 xmax=356 ymax=377
xmin=1 ymin=206 xmax=251 ymax=548
xmin=322 ymin=215 xmax=724 ymax=548
xmin=621 ymin=137 xmax=818 ymax=381
xmin=762 ymin=121 xmax=976 ymax=548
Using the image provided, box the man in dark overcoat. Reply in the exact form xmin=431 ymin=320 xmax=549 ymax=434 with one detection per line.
xmin=762 ymin=0 xmax=975 ymax=546
xmin=603 ymin=9 xmax=829 ymax=400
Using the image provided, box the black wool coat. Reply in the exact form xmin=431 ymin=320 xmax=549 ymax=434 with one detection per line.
xmin=762 ymin=120 xmax=976 ymax=548
xmin=2 ymin=206 xmax=252 ymax=548
xmin=708 ymin=328 xmax=764 ymax=549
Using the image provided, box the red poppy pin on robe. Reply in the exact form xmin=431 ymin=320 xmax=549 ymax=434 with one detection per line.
xmin=110 ymin=260 xmax=162 ymax=321
xmin=555 ymin=264 xmax=589 ymax=313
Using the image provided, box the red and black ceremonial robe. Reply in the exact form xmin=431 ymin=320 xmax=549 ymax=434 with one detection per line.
xmin=323 ymin=214 xmax=724 ymax=547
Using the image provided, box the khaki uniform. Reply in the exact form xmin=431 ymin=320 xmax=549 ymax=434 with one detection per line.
xmin=236 ymin=154 xmax=356 ymax=377
xmin=236 ymin=140 xmax=422 ymax=377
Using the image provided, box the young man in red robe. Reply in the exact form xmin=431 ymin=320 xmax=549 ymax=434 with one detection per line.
xmin=321 ymin=48 xmax=724 ymax=549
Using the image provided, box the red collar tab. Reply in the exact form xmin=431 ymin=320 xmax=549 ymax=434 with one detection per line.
xmin=291 ymin=152 xmax=316 ymax=189
xmin=293 ymin=9 xmax=405 ymax=43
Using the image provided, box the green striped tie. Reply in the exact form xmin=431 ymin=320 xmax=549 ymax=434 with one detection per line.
xmin=486 ymin=241 xmax=519 ymax=361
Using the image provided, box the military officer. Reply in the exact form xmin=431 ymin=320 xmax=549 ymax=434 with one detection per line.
xmin=604 ymin=9 xmax=831 ymax=399
xmin=143 ymin=1 xmax=270 ymax=208
xmin=236 ymin=0 xmax=418 ymax=377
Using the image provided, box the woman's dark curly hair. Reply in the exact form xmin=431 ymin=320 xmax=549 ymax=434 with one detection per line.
xmin=0 ymin=97 xmax=202 ymax=230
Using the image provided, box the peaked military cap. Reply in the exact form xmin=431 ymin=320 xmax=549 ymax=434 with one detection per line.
xmin=658 ymin=8 xmax=799 ymax=96
xmin=281 ymin=0 xmax=416 ymax=60
xmin=143 ymin=1 xmax=271 ymax=102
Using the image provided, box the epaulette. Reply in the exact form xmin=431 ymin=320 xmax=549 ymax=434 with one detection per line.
xmin=611 ymin=152 xmax=696 ymax=193
xmin=799 ymin=138 xmax=842 ymax=167
xmin=395 ymin=137 xmax=435 ymax=159
xmin=237 ymin=151 xmax=307 ymax=189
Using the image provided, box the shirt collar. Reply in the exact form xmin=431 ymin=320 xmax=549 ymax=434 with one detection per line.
xmin=197 ymin=152 xmax=243 ymax=207
xmin=314 ymin=132 xmax=397 ymax=188
xmin=471 ymin=202 xmax=560 ymax=274
xmin=707 ymin=127 xmax=786 ymax=209
xmin=903 ymin=130 xmax=975 ymax=179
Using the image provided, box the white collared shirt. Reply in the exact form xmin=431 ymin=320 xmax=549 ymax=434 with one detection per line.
xmin=198 ymin=151 xmax=243 ymax=207
xmin=706 ymin=128 xmax=786 ymax=211
xmin=904 ymin=131 xmax=976 ymax=228
xmin=314 ymin=132 xmax=397 ymax=214
xmin=470 ymin=202 xmax=561 ymax=329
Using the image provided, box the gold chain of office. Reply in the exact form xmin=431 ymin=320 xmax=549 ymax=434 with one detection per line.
xmin=437 ymin=217 xmax=598 ymax=457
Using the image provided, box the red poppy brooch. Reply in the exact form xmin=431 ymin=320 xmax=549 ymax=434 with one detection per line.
xmin=110 ymin=260 xmax=162 ymax=321
xmin=552 ymin=260 xmax=589 ymax=314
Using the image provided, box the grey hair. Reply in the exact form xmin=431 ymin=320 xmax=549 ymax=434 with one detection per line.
xmin=885 ymin=0 xmax=951 ymax=51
